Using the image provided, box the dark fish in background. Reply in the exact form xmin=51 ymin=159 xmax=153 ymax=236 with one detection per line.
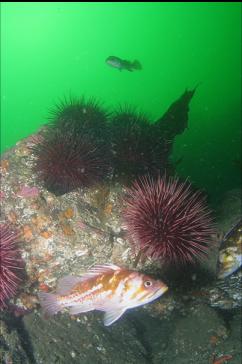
xmin=106 ymin=56 xmax=142 ymax=72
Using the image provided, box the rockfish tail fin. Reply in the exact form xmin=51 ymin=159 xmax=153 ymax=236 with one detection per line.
xmin=38 ymin=292 xmax=61 ymax=316
xmin=132 ymin=60 xmax=142 ymax=70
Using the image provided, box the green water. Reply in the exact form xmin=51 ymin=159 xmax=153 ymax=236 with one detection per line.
xmin=1 ymin=2 xmax=241 ymax=202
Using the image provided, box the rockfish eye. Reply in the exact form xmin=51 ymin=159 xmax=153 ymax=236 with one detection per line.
xmin=144 ymin=280 xmax=152 ymax=287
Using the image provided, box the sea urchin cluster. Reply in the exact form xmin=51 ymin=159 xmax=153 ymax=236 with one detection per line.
xmin=32 ymin=89 xmax=196 ymax=193
xmin=0 ymin=224 xmax=22 ymax=309
xmin=123 ymin=175 xmax=214 ymax=265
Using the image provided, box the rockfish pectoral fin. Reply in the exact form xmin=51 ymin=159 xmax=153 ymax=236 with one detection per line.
xmin=38 ymin=292 xmax=61 ymax=316
xmin=103 ymin=308 xmax=126 ymax=326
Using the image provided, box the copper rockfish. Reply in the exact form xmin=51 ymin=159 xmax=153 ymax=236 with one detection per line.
xmin=38 ymin=264 xmax=168 ymax=326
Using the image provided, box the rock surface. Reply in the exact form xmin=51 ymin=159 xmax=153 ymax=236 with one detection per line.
xmin=0 ymin=129 xmax=241 ymax=363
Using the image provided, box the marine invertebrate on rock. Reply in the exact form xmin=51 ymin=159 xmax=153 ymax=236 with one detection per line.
xmin=49 ymin=96 xmax=110 ymax=143
xmin=32 ymin=129 xmax=111 ymax=195
xmin=0 ymin=224 xmax=22 ymax=309
xmin=32 ymin=97 xmax=111 ymax=195
xmin=110 ymin=106 xmax=161 ymax=180
xmin=123 ymin=175 xmax=214 ymax=265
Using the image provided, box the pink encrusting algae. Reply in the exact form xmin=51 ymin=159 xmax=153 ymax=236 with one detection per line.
xmin=17 ymin=185 xmax=40 ymax=198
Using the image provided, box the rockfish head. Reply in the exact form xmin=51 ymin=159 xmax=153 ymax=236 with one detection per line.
xmin=117 ymin=270 xmax=168 ymax=309
xmin=217 ymin=247 xmax=242 ymax=279
xmin=105 ymin=56 xmax=122 ymax=69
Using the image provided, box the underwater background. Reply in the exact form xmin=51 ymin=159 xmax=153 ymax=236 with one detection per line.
xmin=1 ymin=2 xmax=241 ymax=205
xmin=0 ymin=3 xmax=242 ymax=364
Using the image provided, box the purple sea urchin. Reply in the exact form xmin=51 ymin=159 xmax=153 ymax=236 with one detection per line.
xmin=0 ymin=224 xmax=22 ymax=309
xmin=123 ymin=175 xmax=214 ymax=265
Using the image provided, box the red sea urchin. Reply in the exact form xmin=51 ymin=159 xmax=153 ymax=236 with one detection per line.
xmin=49 ymin=97 xmax=110 ymax=145
xmin=123 ymin=175 xmax=214 ymax=265
xmin=32 ymin=97 xmax=111 ymax=195
xmin=0 ymin=224 xmax=22 ymax=308
xmin=110 ymin=107 xmax=158 ymax=180
xmin=33 ymin=129 xmax=111 ymax=195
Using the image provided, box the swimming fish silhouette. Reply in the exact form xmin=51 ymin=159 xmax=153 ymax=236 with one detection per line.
xmin=106 ymin=56 xmax=142 ymax=72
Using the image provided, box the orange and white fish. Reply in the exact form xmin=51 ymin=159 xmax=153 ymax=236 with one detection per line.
xmin=38 ymin=264 xmax=168 ymax=326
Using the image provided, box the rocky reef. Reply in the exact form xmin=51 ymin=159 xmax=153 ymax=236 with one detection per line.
xmin=0 ymin=90 xmax=241 ymax=363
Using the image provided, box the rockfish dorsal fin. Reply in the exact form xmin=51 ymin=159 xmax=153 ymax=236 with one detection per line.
xmin=56 ymin=264 xmax=121 ymax=295
xmin=81 ymin=264 xmax=122 ymax=279
xmin=103 ymin=308 xmax=126 ymax=326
